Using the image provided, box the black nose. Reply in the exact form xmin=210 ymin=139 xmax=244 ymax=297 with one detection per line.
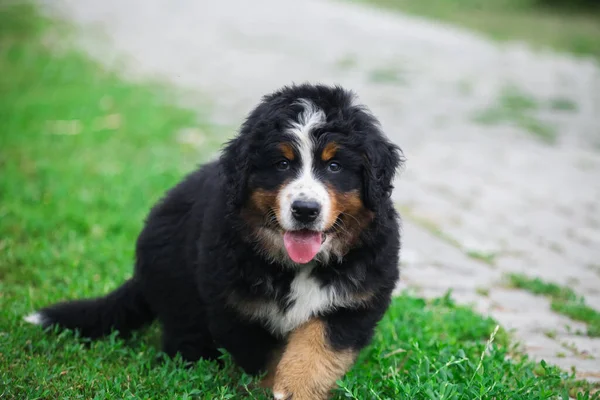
xmin=291 ymin=200 xmax=321 ymax=224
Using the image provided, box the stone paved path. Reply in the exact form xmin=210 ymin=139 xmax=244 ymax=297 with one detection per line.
xmin=48 ymin=0 xmax=600 ymax=380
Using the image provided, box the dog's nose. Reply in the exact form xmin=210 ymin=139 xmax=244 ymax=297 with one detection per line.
xmin=291 ymin=200 xmax=321 ymax=224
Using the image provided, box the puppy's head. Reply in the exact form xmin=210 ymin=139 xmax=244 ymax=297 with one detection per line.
xmin=222 ymin=84 xmax=402 ymax=266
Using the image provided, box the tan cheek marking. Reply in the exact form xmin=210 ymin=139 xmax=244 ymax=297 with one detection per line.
xmin=340 ymin=190 xmax=374 ymax=241
xmin=249 ymin=188 xmax=279 ymax=215
xmin=248 ymin=180 xmax=292 ymax=222
xmin=321 ymin=142 xmax=338 ymax=162
xmin=324 ymin=188 xmax=375 ymax=255
xmin=272 ymin=319 xmax=356 ymax=400
xmin=344 ymin=191 xmax=374 ymax=224
xmin=324 ymin=186 xmax=340 ymax=229
xmin=324 ymin=188 xmax=373 ymax=230
xmin=279 ymin=143 xmax=295 ymax=161
xmin=343 ymin=190 xmax=370 ymax=217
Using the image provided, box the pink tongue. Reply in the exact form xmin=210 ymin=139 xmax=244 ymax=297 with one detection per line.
xmin=283 ymin=230 xmax=323 ymax=264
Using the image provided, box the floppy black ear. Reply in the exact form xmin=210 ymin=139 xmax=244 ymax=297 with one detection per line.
xmin=221 ymin=134 xmax=251 ymax=210
xmin=362 ymin=135 xmax=403 ymax=211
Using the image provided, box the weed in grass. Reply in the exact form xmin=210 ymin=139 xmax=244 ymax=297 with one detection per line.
xmin=473 ymin=86 xmax=557 ymax=143
xmin=499 ymin=86 xmax=540 ymax=112
xmin=545 ymin=329 xmax=558 ymax=339
xmin=368 ymin=66 xmax=406 ymax=85
xmin=397 ymin=205 xmax=463 ymax=249
xmin=335 ymin=54 xmax=358 ymax=70
xmin=399 ymin=207 xmax=499 ymax=267
xmin=507 ymin=274 xmax=600 ymax=337
xmin=516 ymin=114 xmax=557 ymax=143
xmin=549 ymin=97 xmax=578 ymax=111
xmin=560 ymin=340 xmax=595 ymax=360
xmin=466 ymin=250 xmax=497 ymax=266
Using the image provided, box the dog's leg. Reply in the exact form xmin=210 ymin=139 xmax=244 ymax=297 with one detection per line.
xmin=161 ymin=323 xmax=220 ymax=364
xmin=161 ymin=306 xmax=222 ymax=364
xmin=259 ymin=347 xmax=284 ymax=389
xmin=272 ymin=319 xmax=356 ymax=400
xmin=208 ymin=308 xmax=281 ymax=375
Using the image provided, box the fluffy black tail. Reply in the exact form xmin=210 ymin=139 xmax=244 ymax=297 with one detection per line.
xmin=25 ymin=278 xmax=154 ymax=339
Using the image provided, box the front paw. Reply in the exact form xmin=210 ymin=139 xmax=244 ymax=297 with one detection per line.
xmin=272 ymin=389 xmax=292 ymax=400
xmin=272 ymin=383 xmax=328 ymax=400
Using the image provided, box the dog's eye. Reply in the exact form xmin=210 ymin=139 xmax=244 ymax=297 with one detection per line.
xmin=275 ymin=160 xmax=290 ymax=171
xmin=327 ymin=161 xmax=342 ymax=172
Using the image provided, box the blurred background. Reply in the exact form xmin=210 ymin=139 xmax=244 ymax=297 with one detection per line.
xmin=2 ymin=0 xmax=599 ymax=384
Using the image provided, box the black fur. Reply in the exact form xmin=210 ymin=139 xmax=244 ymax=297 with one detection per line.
xmin=38 ymin=279 xmax=152 ymax=339
xmin=30 ymin=83 xmax=403 ymax=378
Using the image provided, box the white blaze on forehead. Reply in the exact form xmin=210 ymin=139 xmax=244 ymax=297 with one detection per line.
xmin=278 ymin=100 xmax=331 ymax=231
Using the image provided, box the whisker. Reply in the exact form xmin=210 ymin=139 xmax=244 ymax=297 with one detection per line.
xmin=333 ymin=224 xmax=350 ymax=237
xmin=330 ymin=215 xmax=351 ymax=237
xmin=339 ymin=211 xmax=361 ymax=226
xmin=265 ymin=208 xmax=279 ymax=227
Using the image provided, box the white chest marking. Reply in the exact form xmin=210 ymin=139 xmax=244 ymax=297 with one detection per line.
xmin=245 ymin=267 xmax=350 ymax=337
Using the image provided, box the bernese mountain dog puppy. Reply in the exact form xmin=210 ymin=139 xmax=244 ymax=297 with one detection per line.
xmin=25 ymin=83 xmax=403 ymax=399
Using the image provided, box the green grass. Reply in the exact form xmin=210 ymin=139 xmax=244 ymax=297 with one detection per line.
xmin=507 ymin=274 xmax=600 ymax=338
xmin=352 ymin=0 xmax=600 ymax=59
xmin=397 ymin=205 xmax=463 ymax=249
xmin=466 ymin=251 xmax=497 ymax=266
xmin=368 ymin=66 xmax=406 ymax=85
xmin=1 ymin=3 xmax=599 ymax=399
xmin=473 ymin=86 xmax=557 ymax=143
xmin=399 ymin=205 xmax=499 ymax=267
xmin=549 ymin=97 xmax=578 ymax=112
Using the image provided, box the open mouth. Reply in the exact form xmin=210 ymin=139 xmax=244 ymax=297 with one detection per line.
xmin=283 ymin=229 xmax=325 ymax=264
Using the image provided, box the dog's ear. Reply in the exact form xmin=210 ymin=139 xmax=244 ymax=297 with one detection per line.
xmin=221 ymin=134 xmax=251 ymax=210
xmin=362 ymin=134 xmax=403 ymax=211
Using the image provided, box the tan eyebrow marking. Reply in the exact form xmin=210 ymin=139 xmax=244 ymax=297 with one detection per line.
xmin=279 ymin=143 xmax=295 ymax=160
xmin=321 ymin=142 xmax=338 ymax=161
